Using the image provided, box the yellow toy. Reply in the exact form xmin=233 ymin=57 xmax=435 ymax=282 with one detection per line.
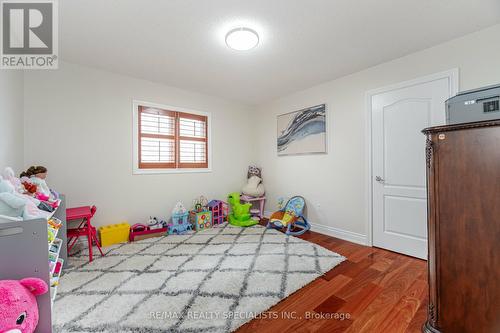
xmin=98 ymin=222 xmax=130 ymax=247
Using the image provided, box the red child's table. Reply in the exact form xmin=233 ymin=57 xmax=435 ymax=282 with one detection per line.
xmin=66 ymin=206 xmax=104 ymax=262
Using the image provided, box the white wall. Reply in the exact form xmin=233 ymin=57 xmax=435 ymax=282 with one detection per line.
xmin=24 ymin=62 xmax=254 ymax=227
xmin=255 ymin=24 xmax=500 ymax=244
xmin=0 ymin=71 xmax=24 ymax=172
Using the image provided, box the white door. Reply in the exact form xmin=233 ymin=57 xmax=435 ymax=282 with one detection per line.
xmin=371 ymin=74 xmax=455 ymax=259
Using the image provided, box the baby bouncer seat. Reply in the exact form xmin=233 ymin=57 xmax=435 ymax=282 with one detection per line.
xmin=266 ymin=196 xmax=311 ymax=236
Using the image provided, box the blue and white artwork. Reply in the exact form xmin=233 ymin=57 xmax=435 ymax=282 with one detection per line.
xmin=277 ymin=104 xmax=327 ymax=155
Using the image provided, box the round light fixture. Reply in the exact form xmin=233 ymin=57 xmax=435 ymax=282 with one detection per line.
xmin=225 ymin=27 xmax=259 ymax=51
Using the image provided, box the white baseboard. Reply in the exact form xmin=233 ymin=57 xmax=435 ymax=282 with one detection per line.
xmin=310 ymin=222 xmax=368 ymax=245
xmin=263 ymin=211 xmax=368 ymax=246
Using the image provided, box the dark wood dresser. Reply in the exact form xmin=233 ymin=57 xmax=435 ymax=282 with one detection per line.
xmin=422 ymin=120 xmax=500 ymax=333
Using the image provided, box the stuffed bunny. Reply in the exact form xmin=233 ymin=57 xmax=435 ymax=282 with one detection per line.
xmin=0 ymin=175 xmax=26 ymax=219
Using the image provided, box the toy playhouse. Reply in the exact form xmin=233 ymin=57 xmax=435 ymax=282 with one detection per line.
xmin=208 ymin=200 xmax=229 ymax=226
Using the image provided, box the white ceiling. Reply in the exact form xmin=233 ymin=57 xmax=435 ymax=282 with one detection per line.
xmin=60 ymin=0 xmax=500 ymax=105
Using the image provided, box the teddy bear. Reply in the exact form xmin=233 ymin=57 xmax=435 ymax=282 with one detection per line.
xmin=0 ymin=278 xmax=48 ymax=333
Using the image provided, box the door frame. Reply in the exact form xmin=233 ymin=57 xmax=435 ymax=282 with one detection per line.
xmin=365 ymin=69 xmax=459 ymax=247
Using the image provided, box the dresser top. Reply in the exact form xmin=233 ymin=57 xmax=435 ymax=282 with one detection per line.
xmin=422 ymin=119 xmax=500 ymax=134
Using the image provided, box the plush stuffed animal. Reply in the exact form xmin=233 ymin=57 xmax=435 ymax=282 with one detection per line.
xmin=247 ymin=165 xmax=262 ymax=180
xmin=0 ymin=176 xmax=26 ymax=219
xmin=227 ymin=193 xmax=251 ymax=219
xmin=2 ymin=167 xmax=24 ymax=194
xmin=0 ymin=175 xmax=48 ymax=220
xmin=242 ymin=175 xmax=265 ymax=197
xmin=0 ymin=278 xmax=48 ymax=333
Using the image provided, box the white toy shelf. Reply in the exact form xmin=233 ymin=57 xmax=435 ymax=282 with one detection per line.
xmin=0 ymin=195 xmax=67 ymax=333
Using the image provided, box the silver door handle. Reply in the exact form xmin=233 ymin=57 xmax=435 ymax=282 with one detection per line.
xmin=375 ymin=176 xmax=385 ymax=183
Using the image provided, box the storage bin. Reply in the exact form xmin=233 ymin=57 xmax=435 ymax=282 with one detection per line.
xmin=99 ymin=222 xmax=130 ymax=247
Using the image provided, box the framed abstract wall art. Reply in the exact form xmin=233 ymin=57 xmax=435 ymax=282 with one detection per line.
xmin=277 ymin=104 xmax=327 ymax=155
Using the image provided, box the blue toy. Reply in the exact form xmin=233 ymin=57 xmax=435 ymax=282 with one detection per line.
xmin=266 ymin=196 xmax=310 ymax=236
xmin=168 ymin=211 xmax=192 ymax=235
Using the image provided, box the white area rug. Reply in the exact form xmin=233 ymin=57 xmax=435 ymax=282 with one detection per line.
xmin=54 ymin=223 xmax=345 ymax=332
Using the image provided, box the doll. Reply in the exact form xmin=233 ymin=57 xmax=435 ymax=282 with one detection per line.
xmin=3 ymin=168 xmax=40 ymax=205
xmin=20 ymin=166 xmax=51 ymax=197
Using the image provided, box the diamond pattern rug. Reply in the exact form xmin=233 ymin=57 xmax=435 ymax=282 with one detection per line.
xmin=54 ymin=223 xmax=345 ymax=332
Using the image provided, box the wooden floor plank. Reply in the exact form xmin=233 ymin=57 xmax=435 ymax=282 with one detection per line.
xmin=375 ymin=278 xmax=428 ymax=332
xmin=406 ymin=297 xmax=428 ymax=333
xmin=339 ymin=282 xmax=383 ymax=318
xmin=344 ymin=261 xmax=422 ymax=332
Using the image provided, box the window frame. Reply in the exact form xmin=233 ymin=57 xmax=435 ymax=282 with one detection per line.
xmin=132 ymin=100 xmax=212 ymax=174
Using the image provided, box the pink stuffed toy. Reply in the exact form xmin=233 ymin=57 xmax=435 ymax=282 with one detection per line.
xmin=0 ymin=278 xmax=48 ymax=333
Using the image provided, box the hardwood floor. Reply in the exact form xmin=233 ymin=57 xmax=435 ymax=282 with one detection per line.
xmin=236 ymin=225 xmax=428 ymax=333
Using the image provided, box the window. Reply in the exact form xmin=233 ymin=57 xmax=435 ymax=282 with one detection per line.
xmin=134 ymin=102 xmax=210 ymax=173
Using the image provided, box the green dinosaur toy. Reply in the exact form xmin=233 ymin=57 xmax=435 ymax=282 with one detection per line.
xmin=227 ymin=192 xmax=258 ymax=227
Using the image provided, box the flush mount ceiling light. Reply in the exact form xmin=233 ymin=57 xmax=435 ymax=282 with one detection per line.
xmin=225 ymin=27 xmax=259 ymax=51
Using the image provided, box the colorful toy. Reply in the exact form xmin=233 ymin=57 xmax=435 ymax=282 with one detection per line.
xmin=98 ymin=222 xmax=131 ymax=246
xmin=0 ymin=278 xmax=48 ymax=333
xmin=168 ymin=212 xmax=192 ymax=234
xmin=168 ymin=202 xmax=193 ymax=234
xmin=208 ymin=200 xmax=229 ymax=226
xmin=192 ymin=195 xmax=208 ymax=212
xmin=190 ymin=210 xmax=212 ymax=231
xmin=267 ymin=196 xmax=311 ymax=236
xmin=227 ymin=192 xmax=258 ymax=227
